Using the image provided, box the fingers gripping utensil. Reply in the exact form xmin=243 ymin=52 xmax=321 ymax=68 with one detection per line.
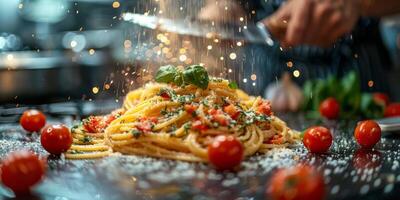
xmin=122 ymin=13 xmax=287 ymax=46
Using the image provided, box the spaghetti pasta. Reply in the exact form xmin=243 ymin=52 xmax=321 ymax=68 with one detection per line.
xmin=67 ymin=66 xmax=300 ymax=161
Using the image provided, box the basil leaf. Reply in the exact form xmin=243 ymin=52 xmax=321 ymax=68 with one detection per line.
xmin=155 ymin=65 xmax=178 ymax=83
xmin=228 ymin=81 xmax=238 ymax=89
xmin=183 ymin=65 xmax=209 ymax=89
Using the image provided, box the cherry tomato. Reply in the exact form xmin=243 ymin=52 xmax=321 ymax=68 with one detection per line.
xmin=40 ymin=124 xmax=73 ymax=155
xmin=257 ymin=100 xmax=272 ymax=116
xmin=354 ymin=120 xmax=381 ymax=149
xmin=319 ymin=97 xmax=340 ymax=120
xmin=384 ymin=103 xmax=400 ymax=118
xmin=303 ymin=126 xmax=333 ymax=153
xmin=373 ymin=92 xmax=390 ymax=106
xmin=352 ymin=149 xmax=382 ymax=170
xmin=19 ymin=109 xmax=46 ymax=132
xmin=0 ymin=150 xmax=46 ymax=193
xmin=267 ymin=165 xmax=325 ymax=200
xmin=184 ymin=104 xmax=198 ymax=115
xmin=223 ymin=104 xmax=241 ymax=120
xmin=207 ymin=135 xmax=243 ymax=170
xmin=191 ymin=120 xmax=209 ymax=131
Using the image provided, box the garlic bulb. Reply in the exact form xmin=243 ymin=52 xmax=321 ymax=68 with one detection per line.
xmin=264 ymin=73 xmax=304 ymax=112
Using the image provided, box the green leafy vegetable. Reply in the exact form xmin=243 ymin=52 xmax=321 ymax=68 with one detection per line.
xmin=228 ymin=81 xmax=239 ymax=89
xmin=301 ymin=71 xmax=384 ymax=119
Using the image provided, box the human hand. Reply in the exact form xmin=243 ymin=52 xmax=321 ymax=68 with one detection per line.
xmin=263 ymin=0 xmax=362 ymax=47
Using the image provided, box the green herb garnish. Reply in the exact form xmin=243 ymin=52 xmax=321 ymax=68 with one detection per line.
xmin=155 ymin=64 xmax=209 ymax=89
xmin=228 ymin=81 xmax=238 ymax=89
xmin=131 ymin=129 xmax=142 ymax=138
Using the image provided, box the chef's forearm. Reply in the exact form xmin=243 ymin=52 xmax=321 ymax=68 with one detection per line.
xmin=361 ymin=0 xmax=400 ymax=17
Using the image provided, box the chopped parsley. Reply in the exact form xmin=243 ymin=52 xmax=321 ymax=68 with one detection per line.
xmin=131 ymin=129 xmax=142 ymax=139
xmin=80 ymin=135 xmax=93 ymax=144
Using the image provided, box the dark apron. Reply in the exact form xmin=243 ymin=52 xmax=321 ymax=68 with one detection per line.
xmin=235 ymin=0 xmax=392 ymax=95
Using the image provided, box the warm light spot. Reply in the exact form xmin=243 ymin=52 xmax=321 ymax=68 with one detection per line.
xmin=124 ymin=40 xmax=132 ymax=48
xmin=104 ymin=84 xmax=110 ymax=90
xmin=228 ymin=69 xmax=232 ymax=73
xmin=207 ymin=45 xmax=212 ymax=50
xmin=293 ymin=70 xmax=300 ymax=78
xmin=243 ymin=26 xmax=247 ymax=29
xmin=213 ymin=39 xmax=219 ymax=43
xmin=179 ymin=48 xmax=186 ymax=54
xmin=251 ymin=10 xmax=256 ymax=14
xmin=252 ymin=82 xmax=256 ymax=86
xmin=199 ymin=63 xmax=205 ymax=66
xmin=6 ymin=54 xmax=14 ymax=60
xmin=368 ymin=80 xmax=374 ymax=87
xmin=236 ymin=41 xmax=242 ymax=46
xmin=229 ymin=53 xmax=237 ymax=60
xmin=286 ymin=61 xmax=293 ymax=68
xmin=239 ymin=17 xmax=244 ymax=22
xmin=243 ymin=78 xmax=248 ymax=83
xmin=354 ymin=54 xmax=358 ymax=58
xmin=158 ymin=10 xmax=163 ymax=14
xmin=89 ymin=49 xmax=95 ymax=55
xmin=112 ymin=1 xmax=120 ymax=8
xmin=224 ymin=6 xmax=228 ymax=10
xmin=70 ymin=40 xmax=77 ymax=48
xmin=92 ymin=87 xmax=99 ymax=94
xmin=162 ymin=47 xmax=170 ymax=54
xmin=179 ymin=54 xmax=187 ymax=62
xmin=251 ymin=74 xmax=257 ymax=81
xmin=180 ymin=7 xmax=183 ymax=11
xmin=220 ymin=56 xmax=224 ymax=61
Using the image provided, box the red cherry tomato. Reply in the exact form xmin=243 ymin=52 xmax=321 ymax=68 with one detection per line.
xmin=0 ymin=150 xmax=46 ymax=193
xmin=207 ymin=135 xmax=243 ymax=170
xmin=303 ymin=126 xmax=333 ymax=153
xmin=319 ymin=97 xmax=340 ymax=120
xmin=40 ymin=124 xmax=73 ymax=155
xmin=19 ymin=109 xmax=46 ymax=132
xmin=267 ymin=165 xmax=325 ymax=200
xmin=354 ymin=120 xmax=381 ymax=149
xmin=384 ymin=103 xmax=400 ymax=118
xmin=83 ymin=116 xmax=101 ymax=133
xmin=373 ymin=93 xmax=390 ymax=106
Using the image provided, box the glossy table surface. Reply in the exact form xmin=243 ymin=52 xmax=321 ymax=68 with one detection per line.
xmin=0 ymin=114 xmax=399 ymax=200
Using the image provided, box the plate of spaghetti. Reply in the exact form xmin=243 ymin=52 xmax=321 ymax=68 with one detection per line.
xmin=66 ymin=65 xmax=300 ymax=165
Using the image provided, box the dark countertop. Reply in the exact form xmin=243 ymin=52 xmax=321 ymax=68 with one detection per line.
xmin=0 ymin=114 xmax=399 ymax=200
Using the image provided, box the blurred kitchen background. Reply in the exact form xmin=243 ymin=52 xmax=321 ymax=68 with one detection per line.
xmin=0 ymin=0 xmax=400 ymax=105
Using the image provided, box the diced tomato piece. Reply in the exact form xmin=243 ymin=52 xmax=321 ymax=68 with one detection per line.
xmin=266 ymin=135 xmax=284 ymax=144
xmin=192 ymin=120 xmax=209 ymax=131
xmin=223 ymin=104 xmax=241 ymax=120
xmin=160 ymin=92 xmax=170 ymax=100
xmin=257 ymin=100 xmax=272 ymax=116
xmin=139 ymin=116 xmax=158 ymax=123
xmin=83 ymin=116 xmax=102 ymax=133
xmin=208 ymin=108 xmax=219 ymax=115
xmin=184 ymin=104 xmax=198 ymax=114
xmin=212 ymin=114 xmax=229 ymax=126
xmin=136 ymin=122 xmax=153 ymax=132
